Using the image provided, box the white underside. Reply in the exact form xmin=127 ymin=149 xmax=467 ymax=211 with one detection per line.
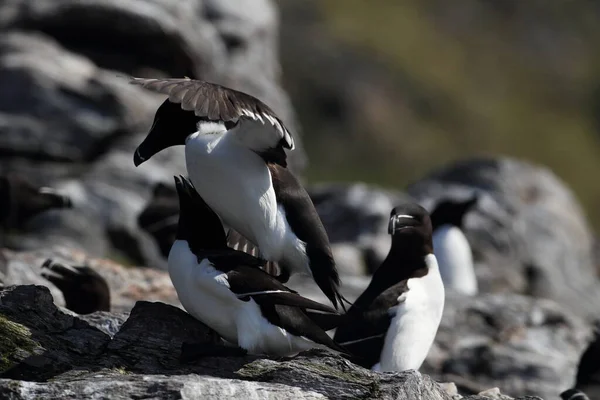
xmin=375 ymin=254 xmax=445 ymax=372
xmin=168 ymin=240 xmax=322 ymax=356
xmin=433 ymin=225 xmax=478 ymax=296
xmin=184 ymin=130 xmax=309 ymax=276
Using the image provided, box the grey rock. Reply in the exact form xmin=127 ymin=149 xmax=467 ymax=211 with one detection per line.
xmin=0 ymin=247 xmax=179 ymax=314
xmin=77 ymin=311 xmax=129 ymax=338
xmin=0 ymin=248 xmax=67 ymax=306
xmin=0 ymin=285 xmax=110 ymax=381
xmin=0 ymin=285 xmax=537 ymax=399
xmin=422 ymin=291 xmax=592 ymax=400
xmin=0 ymin=31 xmax=151 ymax=164
xmin=0 ymin=0 xmax=225 ymax=80
xmin=407 ymin=156 xmax=600 ymax=320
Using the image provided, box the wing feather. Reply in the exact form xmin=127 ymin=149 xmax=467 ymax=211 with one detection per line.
xmin=130 ymin=77 xmax=294 ymax=150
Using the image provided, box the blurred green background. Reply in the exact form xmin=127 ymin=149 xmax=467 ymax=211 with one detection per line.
xmin=277 ymin=0 xmax=600 ymax=228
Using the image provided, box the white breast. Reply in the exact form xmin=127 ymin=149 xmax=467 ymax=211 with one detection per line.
xmin=168 ymin=240 xmax=323 ymax=356
xmin=433 ymin=225 xmax=478 ymax=296
xmin=377 ymin=254 xmax=445 ymax=372
xmin=184 ymin=131 xmax=309 ymax=275
xmin=168 ymin=240 xmax=240 ymax=344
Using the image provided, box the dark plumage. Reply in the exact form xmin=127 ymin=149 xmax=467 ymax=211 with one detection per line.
xmin=268 ymin=163 xmax=342 ymax=306
xmin=560 ymin=389 xmax=590 ymax=400
xmin=430 ymin=195 xmax=478 ymax=231
xmin=41 ymin=259 xmax=110 ymax=315
xmin=0 ymin=174 xmax=72 ymax=230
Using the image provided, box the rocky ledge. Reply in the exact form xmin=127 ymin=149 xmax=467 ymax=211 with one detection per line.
xmin=2 ymin=284 xmax=580 ymax=399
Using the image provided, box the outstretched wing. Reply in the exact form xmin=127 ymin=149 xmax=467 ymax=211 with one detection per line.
xmin=129 ymin=77 xmax=294 ymax=162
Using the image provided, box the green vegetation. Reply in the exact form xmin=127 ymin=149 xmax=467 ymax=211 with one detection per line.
xmin=0 ymin=314 xmax=41 ymax=372
xmin=280 ymin=0 xmax=600 ymax=228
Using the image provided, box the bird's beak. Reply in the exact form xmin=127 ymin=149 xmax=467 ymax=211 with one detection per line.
xmin=388 ymin=215 xmax=418 ymax=235
xmin=133 ymin=147 xmax=147 ymax=167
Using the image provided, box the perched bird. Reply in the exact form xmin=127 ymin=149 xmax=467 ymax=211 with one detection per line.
xmin=333 ymin=203 xmax=444 ymax=372
xmin=430 ymin=196 xmax=478 ymax=296
xmin=41 ymin=259 xmax=110 ymax=315
xmin=131 ymin=77 xmax=345 ymax=310
xmin=0 ymin=174 xmax=72 ymax=230
xmin=169 ymin=176 xmax=346 ymax=357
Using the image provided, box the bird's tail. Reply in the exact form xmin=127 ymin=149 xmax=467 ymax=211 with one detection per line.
xmin=309 ymin=251 xmax=354 ymax=312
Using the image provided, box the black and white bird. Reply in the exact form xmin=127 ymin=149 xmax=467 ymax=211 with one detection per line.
xmin=333 ymin=203 xmax=444 ymax=372
xmin=41 ymin=259 xmax=111 ymax=315
xmin=131 ymin=77 xmax=345 ymax=310
xmin=430 ymin=196 xmax=478 ymax=296
xmin=169 ymin=176 xmax=346 ymax=357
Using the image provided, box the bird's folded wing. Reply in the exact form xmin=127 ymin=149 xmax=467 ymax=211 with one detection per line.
xmin=226 ymin=265 xmax=337 ymax=314
xmin=226 ymin=228 xmax=282 ymax=277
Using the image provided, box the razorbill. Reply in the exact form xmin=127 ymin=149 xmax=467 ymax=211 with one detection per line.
xmin=169 ymin=175 xmax=346 ymax=357
xmin=430 ymin=196 xmax=478 ymax=296
xmin=41 ymin=259 xmax=110 ymax=314
xmin=333 ymin=203 xmax=444 ymax=372
xmin=0 ymin=174 xmax=72 ymax=230
xmin=130 ymin=77 xmax=345 ymax=310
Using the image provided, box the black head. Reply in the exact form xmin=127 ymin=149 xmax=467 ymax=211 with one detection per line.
xmin=0 ymin=175 xmax=72 ymax=229
xmin=134 ymin=99 xmax=200 ymax=166
xmin=41 ymin=259 xmax=110 ymax=315
xmin=430 ymin=195 xmax=478 ymax=230
xmin=173 ymin=175 xmax=228 ymax=253
xmin=386 ymin=202 xmax=434 ymax=276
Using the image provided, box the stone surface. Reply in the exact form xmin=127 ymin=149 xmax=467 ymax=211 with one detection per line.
xmin=422 ymin=291 xmax=592 ymax=400
xmin=407 ymin=157 xmax=600 ymax=320
xmin=0 ymin=285 xmax=541 ymax=400
xmin=0 ymin=247 xmax=178 ymax=313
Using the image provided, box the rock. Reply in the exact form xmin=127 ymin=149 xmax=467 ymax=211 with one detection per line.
xmin=77 ymin=311 xmax=128 ymax=338
xmin=0 ymin=0 xmax=224 ymax=80
xmin=0 ymin=247 xmax=178 ymax=313
xmin=309 ymin=183 xmax=413 ymax=274
xmin=407 ymin=156 xmax=600 ymax=320
xmin=0 ymin=285 xmax=540 ymax=400
xmin=0 ymin=31 xmax=150 ymax=164
xmin=0 ymin=285 xmax=110 ymax=381
xmin=422 ymin=291 xmax=592 ymax=400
